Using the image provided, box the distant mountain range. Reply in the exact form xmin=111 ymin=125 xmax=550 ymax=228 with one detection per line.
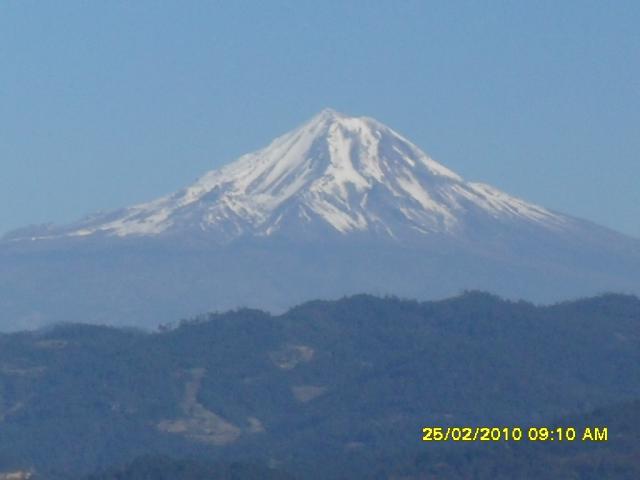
xmin=1 ymin=109 xmax=639 ymax=329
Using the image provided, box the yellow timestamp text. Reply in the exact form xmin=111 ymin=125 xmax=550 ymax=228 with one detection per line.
xmin=421 ymin=426 xmax=607 ymax=442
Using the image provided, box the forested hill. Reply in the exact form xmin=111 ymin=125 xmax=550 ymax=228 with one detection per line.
xmin=80 ymin=399 xmax=640 ymax=480
xmin=0 ymin=292 xmax=639 ymax=479
xmin=390 ymin=398 xmax=640 ymax=480
xmin=83 ymin=457 xmax=295 ymax=480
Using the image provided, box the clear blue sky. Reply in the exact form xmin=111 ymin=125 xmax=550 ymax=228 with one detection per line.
xmin=1 ymin=1 xmax=639 ymax=237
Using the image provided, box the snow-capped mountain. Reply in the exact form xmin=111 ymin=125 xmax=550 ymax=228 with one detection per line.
xmin=1 ymin=109 xmax=639 ymax=331
xmin=16 ymin=109 xmax=566 ymax=243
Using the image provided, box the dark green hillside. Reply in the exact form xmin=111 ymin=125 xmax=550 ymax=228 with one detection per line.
xmin=390 ymin=399 xmax=640 ymax=479
xmin=0 ymin=292 xmax=638 ymax=479
xmin=83 ymin=456 xmax=295 ymax=480
xmin=76 ymin=399 xmax=640 ymax=480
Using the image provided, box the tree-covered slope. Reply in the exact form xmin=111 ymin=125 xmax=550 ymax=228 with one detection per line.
xmin=0 ymin=292 xmax=638 ymax=478
xmin=390 ymin=399 xmax=640 ymax=480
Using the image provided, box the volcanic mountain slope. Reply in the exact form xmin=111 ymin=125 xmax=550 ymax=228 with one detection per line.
xmin=1 ymin=109 xmax=639 ymax=329
xmin=8 ymin=108 xmax=568 ymax=242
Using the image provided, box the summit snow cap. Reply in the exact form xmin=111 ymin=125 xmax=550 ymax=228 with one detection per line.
xmin=45 ymin=109 xmax=564 ymax=240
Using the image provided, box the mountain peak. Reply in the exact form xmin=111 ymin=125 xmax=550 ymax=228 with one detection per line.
xmin=13 ymin=110 xmax=564 ymax=241
xmin=299 ymin=108 xmax=347 ymax=133
xmin=302 ymin=108 xmax=385 ymax=139
xmin=316 ymin=107 xmax=344 ymax=119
